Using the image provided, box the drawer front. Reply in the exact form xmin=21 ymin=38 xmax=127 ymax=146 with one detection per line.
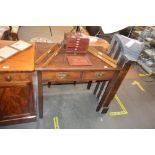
xmin=82 ymin=71 xmax=114 ymax=80
xmin=0 ymin=73 xmax=32 ymax=83
xmin=42 ymin=71 xmax=81 ymax=82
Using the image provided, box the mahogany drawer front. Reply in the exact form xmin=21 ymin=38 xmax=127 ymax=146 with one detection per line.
xmin=0 ymin=73 xmax=32 ymax=83
xmin=82 ymin=71 xmax=114 ymax=80
xmin=42 ymin=71 xmax=81 ymax=82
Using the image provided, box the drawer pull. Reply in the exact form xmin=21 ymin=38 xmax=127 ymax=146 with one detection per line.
xmin=56 ymin=72 xmax=67 ymax=79
xmin=5 ymin=75 xmax=12 ymax=82
xmin=95 ymin=72 xmax=104 ymax=78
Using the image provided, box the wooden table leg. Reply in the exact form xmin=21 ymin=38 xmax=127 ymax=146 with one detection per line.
xmin=48 ymin=82 xmax=52 ymax=88
xmin=97 ymin=81 xmax=106 ymax=99
xmin=96 ymin=58 xmax=133 ymax=113
xmin=37 ymin=71 xmax=43 ymax=118
xmin=87 ymin=81 xmax=92 ymax=89
xmin=73 ymin=81 xmax=76 ymax=85
xmin=93 ymin=81 xmax=100 ymax=95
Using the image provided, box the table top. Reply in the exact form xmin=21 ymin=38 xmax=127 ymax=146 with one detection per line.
xmin=35 ymin=43 xmax=117 ymax=71
xmin=0 ymin=40 xmax=116 ymax=72
xmin=89 ymin=37 xmax=109 ymax=50
xmin=0 ymin=40 xmax=34 ymax=72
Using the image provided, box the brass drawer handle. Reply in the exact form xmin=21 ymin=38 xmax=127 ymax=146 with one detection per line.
xmin=5 ymin=75 xmax=12 ymax=82
xmin=95 ymin=72 xmax=105 ymax=78
xmin=56 ymin=72 xmax=67 ymax=79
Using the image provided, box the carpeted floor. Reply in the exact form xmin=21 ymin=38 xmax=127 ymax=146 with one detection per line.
xmin=18 ymin=26 xmax=72 ymax=43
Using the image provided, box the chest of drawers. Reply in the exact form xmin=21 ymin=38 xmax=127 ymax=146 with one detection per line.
xmin=0 ymin=40 xmax=36 ymax=126
xmin=0 ymin=72 xmax=36 ymax=125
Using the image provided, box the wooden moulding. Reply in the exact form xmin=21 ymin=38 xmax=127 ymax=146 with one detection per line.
xmin=87 ymin=47 xmax=117 ymax=68
xmin=41 ymin=46 xmax=62 ymax=67
xmin=35 ymin=43 xmax=60 ymax=65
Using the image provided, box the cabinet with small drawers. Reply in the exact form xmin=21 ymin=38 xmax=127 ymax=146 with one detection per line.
xmin=0 ymin=72 xmax=36 ymax=125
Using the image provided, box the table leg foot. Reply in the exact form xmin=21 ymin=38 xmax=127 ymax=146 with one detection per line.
xmin=87 ymin=81 xmax=92 ymax=89
xmin=96 ymin=105 xmax=101 ymax=112
xmin=73 ymin=81 xmax=76 ymax=86
xmin=39 ymin=114 xmax=43 ymax=119
xmin=101 ymin=107 xmax=109 ymax=114
xmin=48 ymin=82 xmax=52 ymax=88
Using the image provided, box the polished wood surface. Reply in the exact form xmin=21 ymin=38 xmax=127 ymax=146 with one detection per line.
xmin=37 ymin=71 xmax=43 ymax=118
xmin=35 ymin=43 xmax=59 ymax=65
xmin=0 ymin=40 xmax=36 ymax=126
xmin=89 ymin=38 xmax=109 ymax=50
xmin=35 ymin=43 xmax=116 ymax=71
xmin=0 ymin=72 xmax=32 ymax=83
xmin=42 ymin=71 xmax=81 ymax=82
xmin=82 ymin=71 xmax=114 ymax=80
xmin=0 ymin=81 xmax=36 ymax=125
xmin=0 ymin=40 xmax=34 ymax=72
xmin=88 ymin=46 xmax=117 ymax=68
xmin=35 ymin=42 xmax=118 ymax=118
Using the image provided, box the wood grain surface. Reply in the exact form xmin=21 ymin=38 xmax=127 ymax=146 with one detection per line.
xmin=35 ymin=43 xmax=117 ymax=71
xmin=0 ymin=40 xmax=34 ymax=72
xmin=0 ymin=83 xmax=36 ymax=124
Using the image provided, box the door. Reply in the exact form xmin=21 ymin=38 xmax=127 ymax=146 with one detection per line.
xmin=0 ymin=82 xmax=36 ymax=124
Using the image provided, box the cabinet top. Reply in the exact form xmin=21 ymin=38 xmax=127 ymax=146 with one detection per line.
xmin=0 ymin=40 xmax=34 ymax=72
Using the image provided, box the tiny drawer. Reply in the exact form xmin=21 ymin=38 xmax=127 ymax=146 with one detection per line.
xmin=0 ymin=73 xmax=32 ymax=83
xmin=42 ymin=71 xmax=81 ymax=82
xmin=82 ymin=71 xmax=114 ymax=80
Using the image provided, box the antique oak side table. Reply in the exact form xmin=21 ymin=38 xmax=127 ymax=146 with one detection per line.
xmin=35 ymin=42 xmax=132 ymax=118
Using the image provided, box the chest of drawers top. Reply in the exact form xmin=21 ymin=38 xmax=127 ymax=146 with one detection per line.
xmin=0 ymin=40 xmax=35 ymax=72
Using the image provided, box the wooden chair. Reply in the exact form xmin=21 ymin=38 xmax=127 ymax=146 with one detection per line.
xmin=10 ymin=26 xmax=20 ymax=40
xmin=0 ymin=26 xmax=12 ymax=40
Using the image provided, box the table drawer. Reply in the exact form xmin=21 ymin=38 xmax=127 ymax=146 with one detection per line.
xmin=42 ymin=71 xmax=81 ymax=82
xmin=0 ymin=73 xmax=32 ymax=83
xmin=82 ymin=71 xmax=114 ymax=80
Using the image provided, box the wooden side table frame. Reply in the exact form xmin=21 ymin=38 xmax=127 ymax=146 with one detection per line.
xmin=35 ymin=42 xmax=117 ymax=118
xmin=35 ymin=34 xmax=143 ymax=118
xmin=35 ymin=38 xmax=136 ymax=119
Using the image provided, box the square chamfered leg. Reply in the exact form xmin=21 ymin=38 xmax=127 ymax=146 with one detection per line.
xmin=87 ymin=81 xmax=92 ymax=89
xmin=101 ymin=107 xmax=109 ymax=114
xmin=96 ymin=56 xmax=133 ymax=114
xmin=37 ymin=71 xmax=43 ymax=118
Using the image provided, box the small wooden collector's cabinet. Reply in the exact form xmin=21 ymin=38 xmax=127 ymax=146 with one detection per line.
xmin=0 ymin=72 xmax=36 ymax=126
